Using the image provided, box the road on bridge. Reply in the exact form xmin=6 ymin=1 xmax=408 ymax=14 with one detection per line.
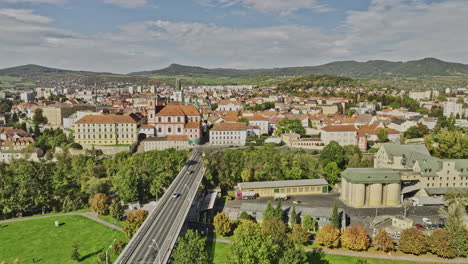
xmin=115 ymin=150 xmax=205 ymax=264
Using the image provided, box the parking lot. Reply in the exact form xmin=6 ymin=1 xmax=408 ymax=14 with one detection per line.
xmin=223 ymin=192 xmax=445 ymax=234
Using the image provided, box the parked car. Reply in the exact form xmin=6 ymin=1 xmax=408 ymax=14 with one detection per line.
xmin=422 ymin=217 xmax=432 ymax=225
xmin=415 ymin=224 xmax=425 ymax=231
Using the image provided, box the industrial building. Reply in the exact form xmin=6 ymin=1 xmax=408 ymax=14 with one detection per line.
xmin=237 ymin=179 xmax=329 ymax=198
xmin=340 ymin=168 xmax=401 ymax=207
xmin=340 ymin=143 xmax=468 ymax=208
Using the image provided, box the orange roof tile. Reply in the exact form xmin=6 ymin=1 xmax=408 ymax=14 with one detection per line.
xmin=185 ymin=122 xmax=200 ymax=129
xmin=211 ymin=122 xmax=247 ymax=131
xmin=75 ymin=114 xmax=137 ymax=124
xmin=321 ymin=125 xmax=358 ymax=132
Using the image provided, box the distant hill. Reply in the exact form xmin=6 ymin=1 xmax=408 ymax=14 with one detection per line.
xmin=130 ymin=58 xmax=468 ymax=78
xmin=0 ymin=64 xmax=111 ymax=77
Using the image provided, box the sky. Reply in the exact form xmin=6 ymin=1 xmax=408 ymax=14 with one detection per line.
xmin=0 ymin=0 xmax=467 ymax=73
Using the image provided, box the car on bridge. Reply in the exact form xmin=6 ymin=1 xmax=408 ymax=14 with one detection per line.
xmin=172 ymin=192 xmax=181 ymax=198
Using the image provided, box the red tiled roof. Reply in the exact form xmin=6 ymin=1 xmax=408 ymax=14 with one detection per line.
xmin=245 ymin=114 xmax=269 ymax=121
xmin=211 ymin=122 xmax=247 ymax=131
xmin=75 ymin=114 xmax=137 ymax=124
xmin=156 ymin=105 xmax=200 ymax=117
xmin=185 ymin=122 xmax=200 ymax=129
xmin=321 ymin=125 xmax=358 ymax=132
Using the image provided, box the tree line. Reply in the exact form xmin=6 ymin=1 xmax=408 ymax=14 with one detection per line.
xmin=0 ymin=149 xmax=188 ymax=219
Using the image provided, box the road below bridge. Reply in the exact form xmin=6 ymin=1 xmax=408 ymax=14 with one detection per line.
xmin=115 ymin=150 xmax=205 ymax=264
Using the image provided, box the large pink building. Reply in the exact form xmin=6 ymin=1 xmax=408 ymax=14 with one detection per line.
xmin=148 ymin=102 xmax=202 ymax=144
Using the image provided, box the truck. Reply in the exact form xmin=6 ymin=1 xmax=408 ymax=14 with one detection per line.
xmin=236 ymin=191 xmax=257 ymax=200
xmin=412 ymin=197 xmax=446 ymax=206
xmin=274 ymin=193 xmax=288 ymax=201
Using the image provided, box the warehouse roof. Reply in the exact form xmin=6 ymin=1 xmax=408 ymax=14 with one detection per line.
xmin=341 ymin=168 xmax=400 ymax=184
xmin=238 ymin=179 xmax=328 ymax=190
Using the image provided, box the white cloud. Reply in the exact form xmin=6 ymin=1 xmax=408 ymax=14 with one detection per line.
xmin=338 ymin=0 xmax=468 ymax=62
xmin=0 ymin=8 xmax=53 ymax=23
xmin=1 ymin=0 xmax=468 ymax=73
xmin=201 ymin=0 xmax=330 ymax=15
xmin=0 ymin=0 xmax=66 ymax=4
xmin=103 ymin=0 xmax=147 ymax=8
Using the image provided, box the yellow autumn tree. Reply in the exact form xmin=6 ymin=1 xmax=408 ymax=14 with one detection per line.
xmin=315 ymin=224 xmax=340 ymax=248
xmin=341 ymin=225 xmax=370 ymax=251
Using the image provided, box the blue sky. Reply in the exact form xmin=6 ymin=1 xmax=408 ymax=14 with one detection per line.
xmin=0 ymin=0 xmax=466 ymax=73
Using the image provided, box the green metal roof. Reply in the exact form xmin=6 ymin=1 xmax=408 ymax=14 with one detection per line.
xmin=341 ymin=168 xmax=401 ymax=184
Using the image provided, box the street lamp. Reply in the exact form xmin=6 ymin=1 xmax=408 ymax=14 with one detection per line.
xmin=106 ymin=239 xmax=117 ymax=264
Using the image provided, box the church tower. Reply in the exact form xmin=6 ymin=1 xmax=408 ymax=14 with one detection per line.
xmin=172 ymin=78 xmax=184 ymax=104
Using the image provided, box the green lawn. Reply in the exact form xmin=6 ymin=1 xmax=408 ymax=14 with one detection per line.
xmin=211 ymin=242 xmax=441 ymax=264
xmin=98 ymin=215 xmax=124 ymax=228
xmin=0 ymin=215 xmax=126 ymax=264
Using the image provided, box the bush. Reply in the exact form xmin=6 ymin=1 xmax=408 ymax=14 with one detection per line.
xmin=70 ymin=143 xmax=83 ymax=150
xmin=399 ymin=227 xmax=427 ymax=255
xmin=341 ymin=225 xmax=370 ymax=251
xmin=71 ymin=242 xmax=80 ymax=262
xmin=112 ymin=239 xmax=127 ymax=255
xmin=288 ymin=224 xmax=310 ymax=245
xmin=109 ymin=199 xmax=124 ymax=221
xmin=315 ymin=224 xmax=340 ymax=248
xmin=214 ymin=212 xmax=231 ymax=236
xmin=89 ymin=193 xmax=110 ymax=216
xmin=238 ymin=212 xmax=255 ymax=222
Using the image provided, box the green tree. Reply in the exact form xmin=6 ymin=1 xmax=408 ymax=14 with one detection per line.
xmin=239 ymin=211 xmax=254 ymax=221
xmin=290 ymin=205 xmax=298 ymax=225
xmin=302 ymin=215 xmax=317 ymax=232
xmin=324 ymin=162 xmax=341 ymax=185
xmin=109 ymin=199 xmax=124 ymax=221
xmin=172 ymin=230 xmax=209 ymax=264
xmin=278 ymin=247 xmax=308 ymax=264
xmin=261 ymin=218 xmax=288 ymax=244
xmin=237 ymin=118 xmax=249 ymax=125
xmin=214 ymin=212 xmax=231 ymax=236
xmin=330 ymin=202 xmax=340 ymax=228
xmin=427 ymin=229 xmax=456 ymax=258
xmin=439 ymin=200 xmax=468 ymax=257
xmin=399 ymin=227 xmax=427 ymax=255
xmin=425 ymin=130 xmax=468 ymax=159
xmin=288 ymin=224 xmax=310 ymax=245
xmin=263 ymin=201 xmax=275 ymax=221
xmin=274 ymin=118 xmax=306 ymax=136
xmin=320 ymin=141 xmax=345 ymax=168
xmin=231 ymin=221 xmax=281 ymax=264
xmin=274 ymin=199 xmax=283 ymax=221
xmin=32 ymin=108 xmax=48 ymax=125
xmin=377 ymin=129 xmax=388 ymax=143
xmin=71 ymin=242 xmax=80 ymax=262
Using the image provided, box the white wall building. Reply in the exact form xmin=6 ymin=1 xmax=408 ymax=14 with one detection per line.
xmin=210 ymin=122 xmax=248 ymax=146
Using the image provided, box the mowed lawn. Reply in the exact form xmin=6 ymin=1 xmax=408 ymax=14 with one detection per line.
xmin=0 ymin=215 xmax=126 ymax=264
xmin=211 ymin=242 xmax=439 ymax=264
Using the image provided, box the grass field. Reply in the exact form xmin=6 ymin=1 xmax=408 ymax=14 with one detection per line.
xmin=211 ymin=242 xmax=441 ymax=264
xmin=0 ymin=215 xmax=126 ymax=264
